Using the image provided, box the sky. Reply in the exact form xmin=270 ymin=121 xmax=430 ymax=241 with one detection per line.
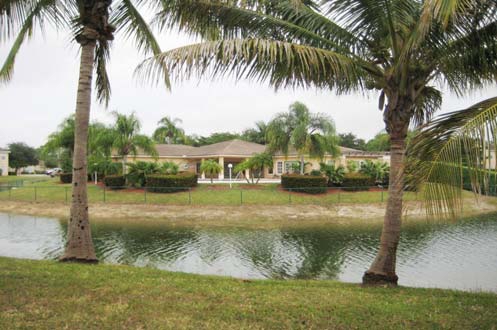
xmin=0 ymin=27 xmax=496 ymax=149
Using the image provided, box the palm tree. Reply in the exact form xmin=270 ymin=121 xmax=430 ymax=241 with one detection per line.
xmin=266 ymin=101 xmax=338 ymax=175
xmin=234 ymin=152 xmax=273 ymax=184
xmin=112 ymin=111 xmax=157 ymax=175
xmin=142 ymin=0 xmax=497 ymax=284
xmin=200 ymin=159 xmax=222 ymax=183
xmin=242 ymin=120 xmax=268 ymax=144
xmin=153 ymin=116 xmax=186 ymax=144
xmin=1 ymin=0 xmax=171 ymax=262
xmin=407 ymin=97 xmax=497 ymax=217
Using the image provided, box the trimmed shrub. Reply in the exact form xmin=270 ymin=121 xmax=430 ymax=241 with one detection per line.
xmin=341 ymin=173 xmax=375 ymax=191
xmin=146 ymin=172 xmax=198 ymax=193
xmin=104 ymin=175 xmax=126 ymax=189
xmin=281 ymin=174 xmax=327 ymax=194
xmin=60 ymin=173 xmax=72 ymax=184
xmin=309 ymin=170 xmax=322 ymax=176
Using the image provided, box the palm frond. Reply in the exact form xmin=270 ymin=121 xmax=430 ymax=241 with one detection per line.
xmin=407 ymin=97 xmax=497 ymax=218
xmin=94 ymin=40 xmax=111 ymax=106
xmin=136 ymin=38 xmax=367 ymax=92
xmin=112 ymin=0 xmax=170 ymax=89
xmin=0 ymin=0 xmax=66 ymax=83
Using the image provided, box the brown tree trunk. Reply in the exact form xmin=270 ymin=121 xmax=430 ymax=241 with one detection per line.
xmin=60 ymin=40 xmax=98 ymax=263
xmin=363 ymin=138 xmax=405 ymax=285
xmin=363 ymin=98 xmax=411 ymax=286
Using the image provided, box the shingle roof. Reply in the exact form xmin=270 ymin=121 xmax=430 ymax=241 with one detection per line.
xmin=274 ymin=146 xmax=389 ymax=157
xmin=153 ymin=139 xmax=266 ymax=158
xmin=0 ymin=148 xmax=9 ymax=152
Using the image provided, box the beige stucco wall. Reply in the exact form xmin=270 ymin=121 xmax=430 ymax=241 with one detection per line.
xmin=271 ymin=154 xmax=390 ymax=176
xmin=0 ymin=150 xmax=9 ymax=176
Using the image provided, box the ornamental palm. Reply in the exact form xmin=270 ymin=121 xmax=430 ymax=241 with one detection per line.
xmin=153 ymin=116 xmax=186 ymax=144
xmin=266 ymin=101 xmax=338 ymax=174
xmin=112 ymin=111 xmax=157 ymax=175
xmin=140 ymin=0 xmax=497 ymax=285
xmin=200 ymin=159 xmax=222 ymax=183
xmin=1 ymin=0 xmax=170 ymax=262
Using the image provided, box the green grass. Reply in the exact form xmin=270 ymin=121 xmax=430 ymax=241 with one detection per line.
xmin=0 ymin=257 xmax=495 ymax=329
xmin=0 ymin=177 xmax=432 ymax=206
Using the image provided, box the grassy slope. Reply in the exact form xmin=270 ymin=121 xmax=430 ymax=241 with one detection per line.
xmin=0 ymin=177 xmax=428 ymax=205
xmin=1 ymin=257 xmax=496 ymax=329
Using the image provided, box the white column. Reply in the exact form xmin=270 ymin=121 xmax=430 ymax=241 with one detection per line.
xmin=218 ymin=157 xmax=224 ymax=180
xmin=201 ymin=158 xmax=206 ymax=179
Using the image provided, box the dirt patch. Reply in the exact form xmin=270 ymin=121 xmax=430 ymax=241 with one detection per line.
xmin=1 ymin=197 xmax=496 ymax=227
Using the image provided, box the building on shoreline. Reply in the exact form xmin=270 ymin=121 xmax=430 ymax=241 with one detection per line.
xmin=0 ymin=148 xmax=9 ymax=176
xmin=112 ymin=139 xmax=390 ymax=180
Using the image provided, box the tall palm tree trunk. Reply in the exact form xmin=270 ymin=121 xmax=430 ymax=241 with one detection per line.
xmin=300 ymin=155 xmax=305 ymax=174
xmin=363 ymin=138 xmax=405 ymax=284
xmin=61 ymin=39 xmax=98 ymax=262
xmin=363 ymin=100 xmax=410 ymax=285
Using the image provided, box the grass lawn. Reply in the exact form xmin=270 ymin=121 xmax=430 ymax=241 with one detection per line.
xmin=0 ymin=177 xmax=430 ymax=206
xmin=0 ymin=257 xmax=496 ymax=329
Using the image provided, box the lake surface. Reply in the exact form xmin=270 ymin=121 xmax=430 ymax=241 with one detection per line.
xmin=1 ymin=212 xmax=496 ymax=292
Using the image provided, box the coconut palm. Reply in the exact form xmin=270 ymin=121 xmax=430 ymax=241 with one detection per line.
xmin=112 ymin=111 xmax=157 ymax=176
xmin=200 ymin=159 xmax=222 ymax=183
xmin=141 ymin=0 xmax=497 ymax=284
xmin=153 ymin=116 xmax=186 ymax=144
xmin=407 ymin=97 xmax=497 ymax=217
xmin=266 ymin=101 xmax=339 ymax=174
xmin=1 ymin=0 xmax=171 ymax=262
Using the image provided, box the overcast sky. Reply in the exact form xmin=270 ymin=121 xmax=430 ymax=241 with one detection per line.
xmin=1 ymin=27 xmax=496 ymax=149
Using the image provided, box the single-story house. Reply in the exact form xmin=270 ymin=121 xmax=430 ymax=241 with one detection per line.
xmin=0 ymin=148 xmax=9 ymax=176
xmin=114 ymin=139 xmax=390 ymax=180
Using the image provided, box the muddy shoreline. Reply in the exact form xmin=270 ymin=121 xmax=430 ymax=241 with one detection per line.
xmin=1 ymin=198 xmax=496 ymax=227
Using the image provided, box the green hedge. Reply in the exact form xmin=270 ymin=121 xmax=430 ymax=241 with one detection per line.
xmin=103 ymin=175 xmax=126 ymax=189
xmin=145 ymin=172 xmax=198 ymax=193
xmin=59 ymin=173 xmax=72 ymax=184
xmin=341 ymin=173 xmax=375 ymax=191
xmin=281 ymin=174 xmax=327 ymax=194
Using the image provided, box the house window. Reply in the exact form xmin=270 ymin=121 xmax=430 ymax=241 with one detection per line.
xmin=277 ymin=161 xmax=283 ymax=174
xmin=285 ymin=161 xmax=300 ymax=173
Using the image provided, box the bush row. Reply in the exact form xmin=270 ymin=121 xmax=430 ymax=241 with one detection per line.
xmin=103 ymin=175 xmax=126 ymax=189
xmin=281 ymin=174 xmax=327 ymax=194
xmin=146 ymin=173 xmax=198 ymax=193
xmin=340 ymin=173 xmax=376 ymax=191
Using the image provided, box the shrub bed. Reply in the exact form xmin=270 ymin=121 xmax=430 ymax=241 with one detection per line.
xmin=341 ymin=173 xmax=375 ymax=191
xmin=146 ymin=172 xmax=198 ymax=193
xmin=103 ymin=175 xmax=126 ymax=189
xmin=59 ymin=173 xmax=72 ymax=184
xmin=281 ymin=174 xmax=327 ymax=194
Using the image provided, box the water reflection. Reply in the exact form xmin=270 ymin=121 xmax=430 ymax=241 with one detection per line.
xmin=0 ymin=212 xmax=496 ymax=292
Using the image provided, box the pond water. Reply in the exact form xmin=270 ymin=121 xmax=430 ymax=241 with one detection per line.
xmin=1 ymin=212 xmax=496 ymax=292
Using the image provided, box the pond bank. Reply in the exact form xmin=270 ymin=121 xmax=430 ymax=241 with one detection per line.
xmin=0 ymin=197 xmax=496 ymax=226
xmin=0 ymin=257 xmax=495 ymax=329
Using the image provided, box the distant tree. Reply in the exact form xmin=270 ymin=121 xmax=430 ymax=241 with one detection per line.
xmin=8 ymin=142 xmax=38 ymax=173
xmin=339 ymin=133 xmax=366 ymax=150
xmin=200 ymin=159 xmax=222 ymax=183
xmin=112 ymin=112 xmax=157 ymax=175
xmin=267 ymin=102 xmax=339 ymax=174
xmin=153 ymin=116 xmax=186 ymax=144
xmin=187 ymin=132 xmax=241 ymax=147
xmin=241 ymin=121 xmax=268 ymax=145
xmin=365 ymin=132 xmax=391 ymax=152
